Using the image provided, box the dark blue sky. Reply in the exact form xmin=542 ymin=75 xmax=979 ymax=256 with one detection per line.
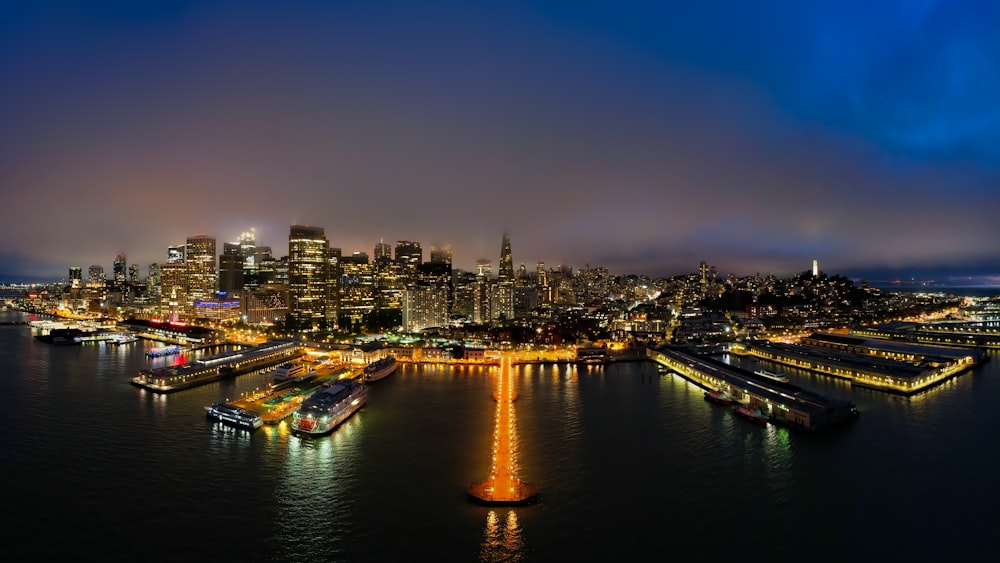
xmin=1 ymin=0 xmax=998 ymax=282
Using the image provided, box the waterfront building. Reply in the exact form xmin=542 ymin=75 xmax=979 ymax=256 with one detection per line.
xmin=288 ymin=225 xmax=329 ymax=331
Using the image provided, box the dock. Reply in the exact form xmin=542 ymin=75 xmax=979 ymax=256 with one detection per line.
xmin=650 ymin=346 xmax=859 ymax=431
xmin=230 ymin=364 xmax=360 ymax=424
xmin=131 ymin=339 xmax=304 ymax=393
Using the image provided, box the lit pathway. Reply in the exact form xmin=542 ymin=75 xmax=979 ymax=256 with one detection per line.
xmin=468 ymin=355 xmax=537 ymax=504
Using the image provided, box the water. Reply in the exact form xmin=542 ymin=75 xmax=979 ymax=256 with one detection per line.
xmin=2 ymin=308 xmax=999 ymax=562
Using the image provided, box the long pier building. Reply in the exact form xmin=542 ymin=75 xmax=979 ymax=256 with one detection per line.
xmin=649 ymin=346 xmax=858 ymax=431
xmin=132 ymin=339 xmax=303 ymax=393
xmin=737 ymin=332 xmax=987 ymax=395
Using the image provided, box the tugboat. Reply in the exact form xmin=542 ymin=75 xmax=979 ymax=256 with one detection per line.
xmin=734 ymin=403 xmax=769 ymax=424
xmin=704 ymin=388 xmax=733 ymax=405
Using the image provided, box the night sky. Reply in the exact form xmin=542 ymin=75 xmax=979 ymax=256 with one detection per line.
xmin=2 ymin=1 xmax=998 ymax=282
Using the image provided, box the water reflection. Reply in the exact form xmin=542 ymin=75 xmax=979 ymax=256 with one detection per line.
xmin=479 ymin=510 xmax=526 ymax=563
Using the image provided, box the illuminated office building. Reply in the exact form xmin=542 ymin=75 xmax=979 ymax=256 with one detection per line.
xmin=288 ymin=225 xmax=329 ymax=330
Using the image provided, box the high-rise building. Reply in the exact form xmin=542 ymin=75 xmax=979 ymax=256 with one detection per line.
xmin=185 ymin=235 xmax=217 ymax=306
xmin=158 ymin=261 xmax=187 ymax=317
xmin=240 ymin=230 xmax=258 ymax=288
xmin=473 ymin=259 xmax=492 ymax=324
xmin=167 ymin=245 xmax=185 ymax=264
xmin=430 ymin=243 xmax=452 ymax=265
xmin=418 ymin=261 xmax=453 ymax=315
xmin=395 ymin=240 xmax=422 ymax=275
xmin=113 ymin=253 xmax=127 ymax=293
xmin=402 ymin=284 xmax=449 ymax=332
xmin=288 ymin=225 xmax=329 ymax=330
xmin=494 ymin=233 xmax=514 ymax=321
xmin=69 ymin=267 xmax=82 ymax=289
xmin=339 ymin=252 xmax=375 ymax=327
xmin=219 ymin=242 xmax=244 ymax=294
xmin=147 ymin=263 xmax=161 ymax=301
xmin=87 ymin=265 xmax=105 ymax=288
xmin=374 ymin=240 xmax=392 ymax=264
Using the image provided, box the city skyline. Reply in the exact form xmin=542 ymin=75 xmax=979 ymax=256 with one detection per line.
xmin=2 ymin=1 xmax=999 ymax=281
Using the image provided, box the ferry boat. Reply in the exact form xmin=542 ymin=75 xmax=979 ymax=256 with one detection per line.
xmin=146 ymin=345 xmax=182 ymax=358
xmin=734 ymin=403 xmax=770 ymax=424
xmin=291 ymin=380 xmax=367 ymax=435
xmin=107 ymin=333 xmax=139 ymax=345
xmin=205 ymin=402 xmax=263 ymax=430
xmin=754 ymin=369 xmax=790 ymax=383
xmin=363 ymin=356 xmax=397 ymax=383
xmin=273 ymin=362 xmax=309 ymax=382
xmin=704 ymin=388 xmax=733 ymax=405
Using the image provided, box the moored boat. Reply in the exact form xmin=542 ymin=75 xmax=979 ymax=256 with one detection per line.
xmin=753 ymin=369 xmax=789 ymax=383
xmin=734 ymin=403 xmax=770 ymax=424
xmin=292 ymin=380 xmax=367 ymax=435
xmin=704 ymin=388 xmax=733 ymax=405
xmin=205 ymin=402 xmax=263 ymax=430
xmin=274 ymin=361 xmax=309 ymax=382
xmin=363 ymin=356 xmax=397 ymax=383
xmin=146 ymin=345 xmax=182 ymax=358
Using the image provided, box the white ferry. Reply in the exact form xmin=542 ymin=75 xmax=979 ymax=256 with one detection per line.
xmin=274 ymin=362 xmax=309 ymax=382
xmin=754 ymin=369 xmax=790 ymax=383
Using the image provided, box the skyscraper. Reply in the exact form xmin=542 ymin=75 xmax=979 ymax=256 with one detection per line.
xmin=185 ymin=235 xmax=217 ymax=306
xmin=219 ymin=242 xmax=244 ymax=294
xmin=430 ymin=243 xmax=452 ymax=265
xmin=69 ymin=267 xmax=82 ymax=289
xmin=240 ymin=230 xmax=258 ymax=288
xmin=395 ymin=240 xmax=422 ymax=275
xmin=288 ymin=225 xmax=329 ymax=330
xmin=494 ymin=232 xmax=514 ymax=321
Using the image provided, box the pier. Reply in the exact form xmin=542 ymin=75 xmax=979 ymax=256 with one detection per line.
xmin=230 ymin=363 xmax=360 ymax=424
xmin=650 ymin=346 xmax=859 ymax=431
xmin=468 ymin=356 xmax=537 ymax=505
xmin=131 ymin=339 xmax=303 ymax=393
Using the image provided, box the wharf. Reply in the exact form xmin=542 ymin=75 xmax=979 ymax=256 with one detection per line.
xmin=649 ymin=346 xmax=858 ymax=431
xmin=231 ymin=364 xmax=361 ymax=424
xmin=132 ymin=339 xmax=303 ymax=393
xmin=736 ymin=334 xmax=987 ymax=395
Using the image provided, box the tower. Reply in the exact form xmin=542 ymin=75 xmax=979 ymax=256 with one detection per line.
xmin=288 ymin=225 xmax=329 ymax=331
xmin=185 ymin=235 xmax=217 ymax=306
xmin=494 ymin=233 xmax=514 ymax=321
